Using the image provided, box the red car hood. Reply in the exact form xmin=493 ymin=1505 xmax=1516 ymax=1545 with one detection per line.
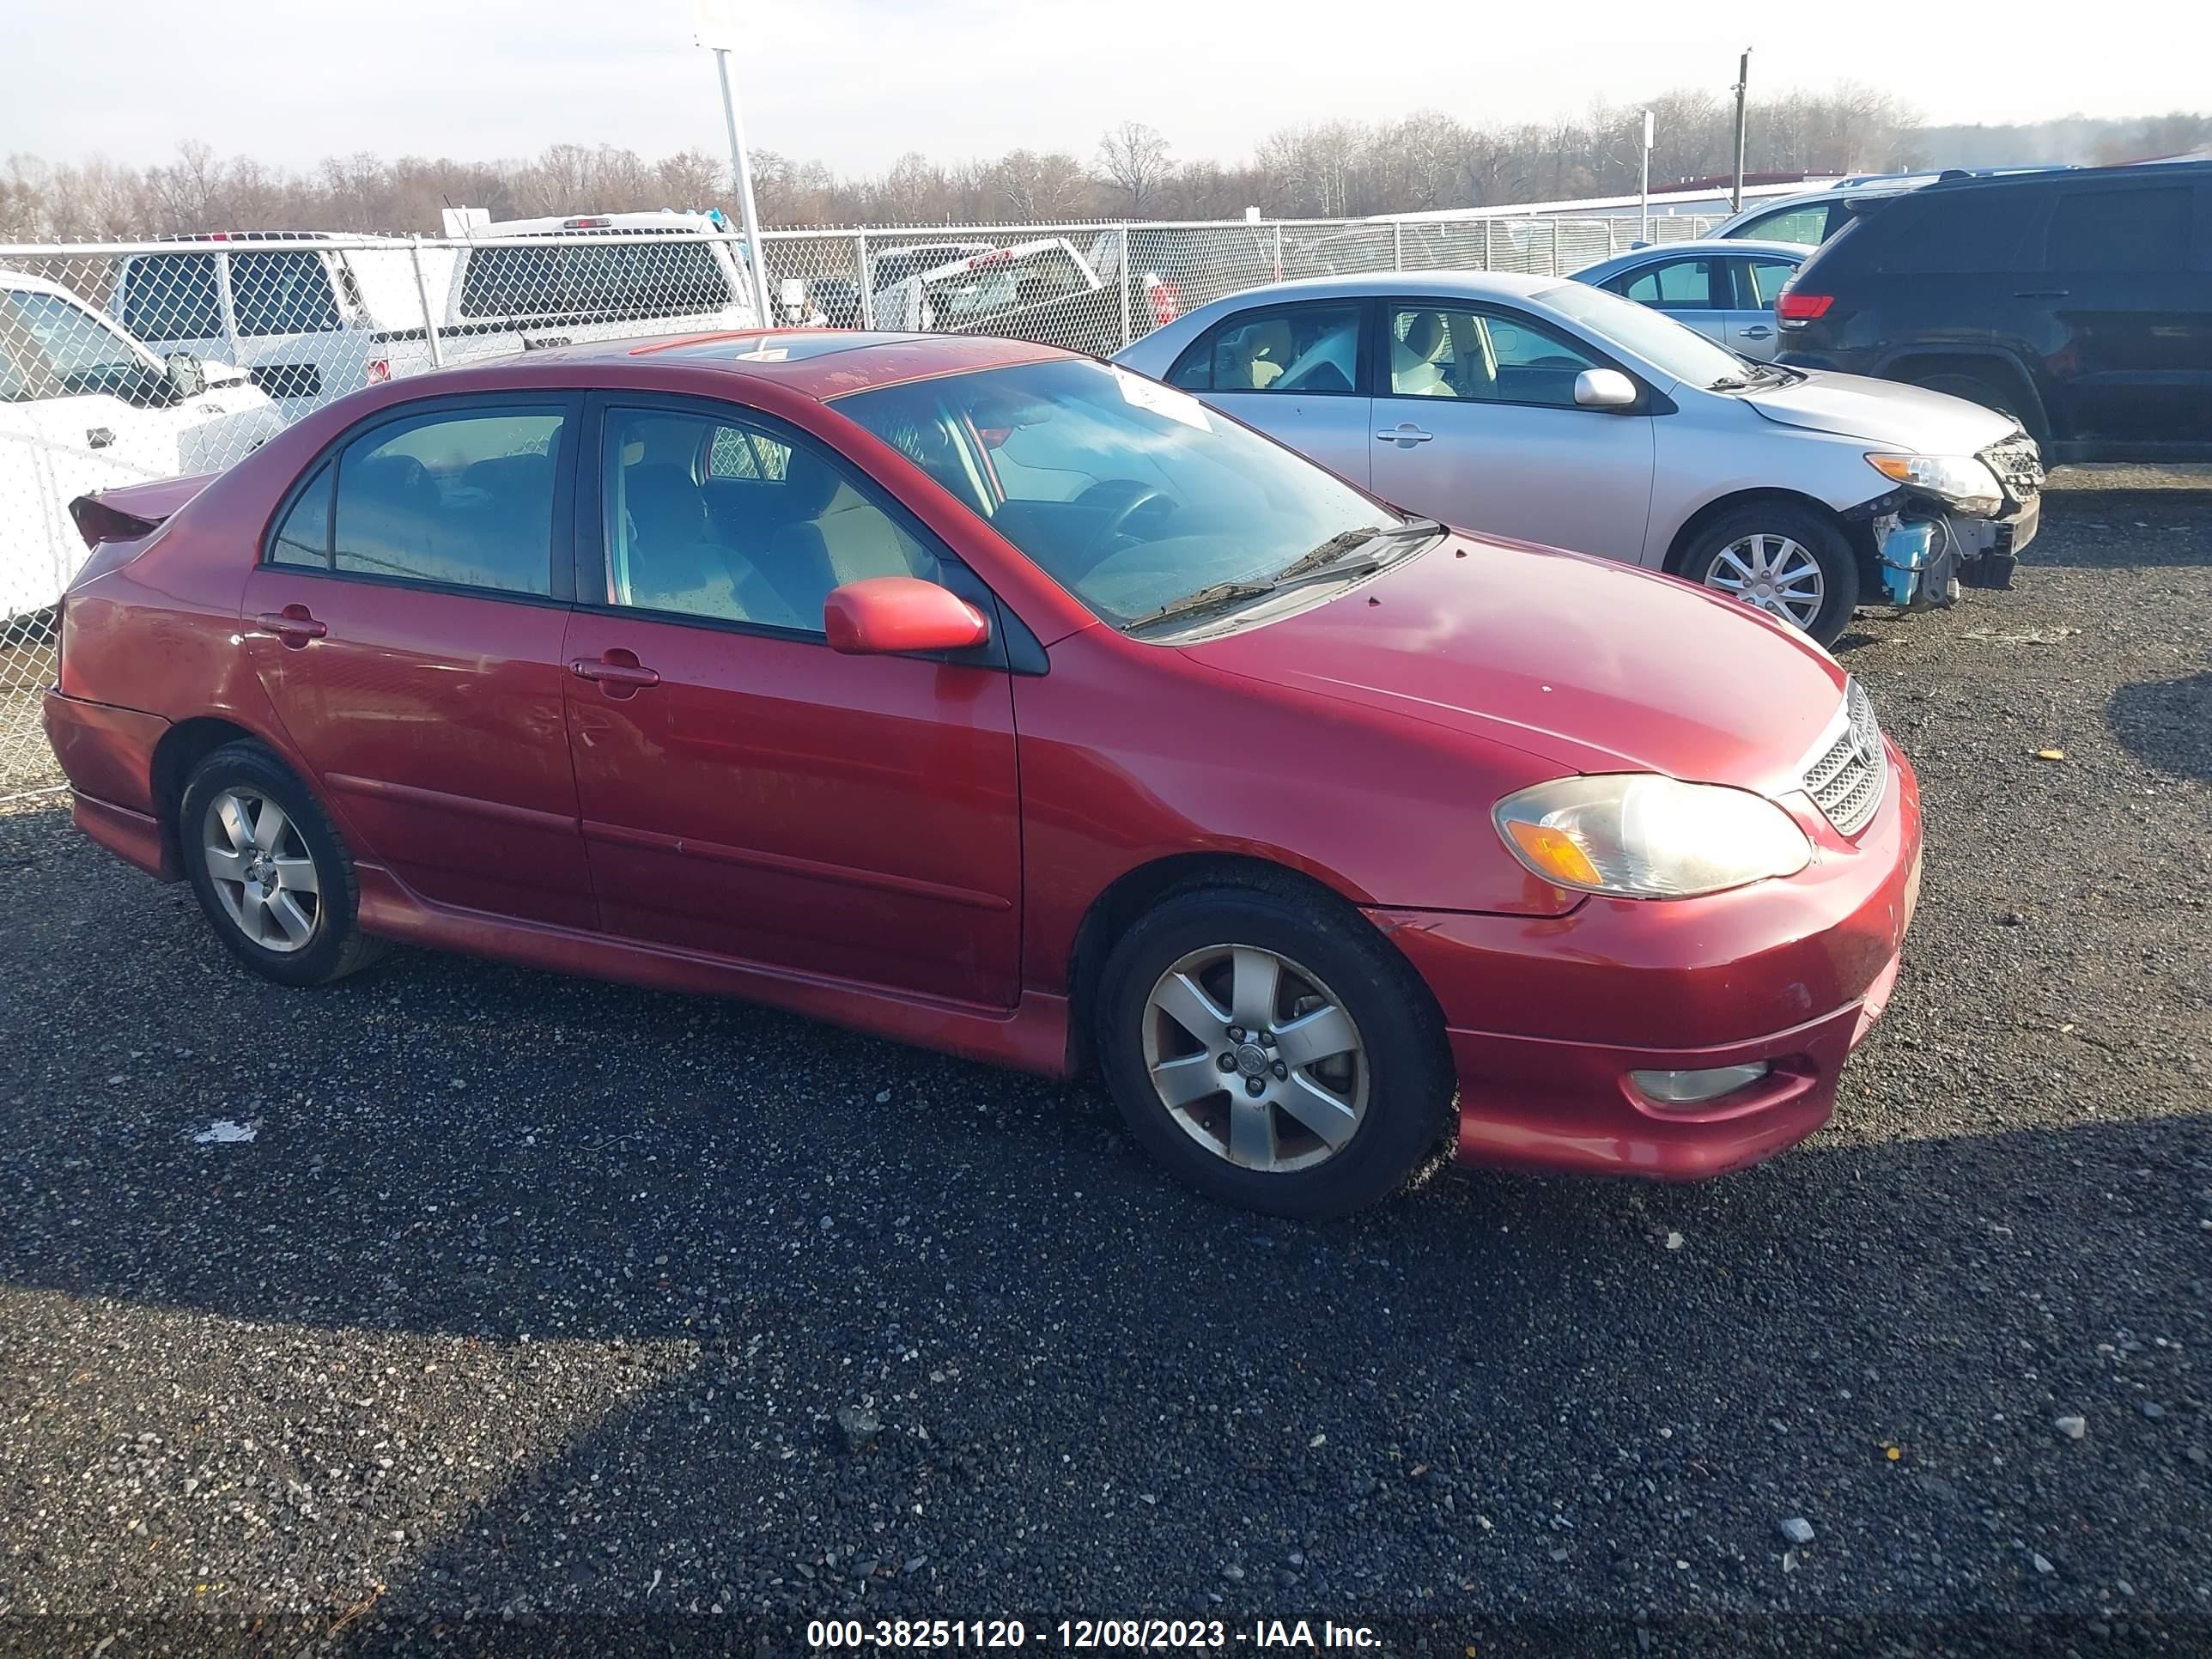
xmin=1180 ymin=534 xmax=1850 ymax=794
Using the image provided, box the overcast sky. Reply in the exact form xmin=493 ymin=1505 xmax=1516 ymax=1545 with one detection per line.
xmin=7 ymin=0 xmax=2208 ymax=175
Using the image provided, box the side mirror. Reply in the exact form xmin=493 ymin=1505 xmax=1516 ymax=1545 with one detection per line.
xmin=163 ymin=351 xmax=206 ymax=401
xmin=824 ymin=577 xmax=991 ymax=657
xmin=1573 ymin=368 xmax=1639 ymax=410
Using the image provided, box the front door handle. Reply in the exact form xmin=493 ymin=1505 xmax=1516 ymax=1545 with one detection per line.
xmin=2013 ymin=289 xmax=2069 ymax=299
xmin=254 ymin=607 xmax=326 ymax=647
xmin=1376 ymin=424 xmax=1433 ymax=445
xmin=568 ymin=650 xmax=661 ymax=696
xmin=1739 ymin=325 xmax=1773 ymax=339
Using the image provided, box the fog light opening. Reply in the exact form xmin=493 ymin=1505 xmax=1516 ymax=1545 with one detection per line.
xmin=1629 ymin=1062 xmax=1772 ymax=1106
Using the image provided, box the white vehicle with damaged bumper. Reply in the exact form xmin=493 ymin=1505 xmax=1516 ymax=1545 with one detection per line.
xmin=1114 ymin=270 xmax=2042 ymax=647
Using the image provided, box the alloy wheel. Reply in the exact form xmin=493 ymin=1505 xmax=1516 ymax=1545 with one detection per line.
xmin=202 ymin=788 xmax=321 ymax=953
xmin=1139 ymin=943 xmax=1369 ymax=1173
xmin=1704 ymin=533 xmax=1826 ymax=629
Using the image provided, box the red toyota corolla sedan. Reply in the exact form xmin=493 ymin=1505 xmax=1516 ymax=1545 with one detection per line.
xmin=45 ymin=330 xmax=1920 ymax=1218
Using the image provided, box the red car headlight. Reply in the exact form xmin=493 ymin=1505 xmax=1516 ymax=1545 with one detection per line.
xmin=1494 ymin=774 xmax=1812 ymax=900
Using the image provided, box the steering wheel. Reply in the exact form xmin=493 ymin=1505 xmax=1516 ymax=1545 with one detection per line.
xmin=1076 ymin=479 xmax=1174 ymax=553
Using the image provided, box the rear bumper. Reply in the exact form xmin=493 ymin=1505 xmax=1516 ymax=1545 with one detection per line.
xmin=43 ymin=690 xmax=174 ymax=880
xmin=1370 ymin=749 xmax=1922 ymax=1180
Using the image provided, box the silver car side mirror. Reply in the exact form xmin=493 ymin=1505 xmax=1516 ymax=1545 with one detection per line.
xmin=1573 ymin=368 xmax=1639 ymax=410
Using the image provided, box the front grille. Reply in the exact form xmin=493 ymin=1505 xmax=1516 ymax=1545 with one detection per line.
xmin=1801 ymin=679 xmax=1886 ymax=837
xmin=1981 ymin=433 xmax=2045 ymax=505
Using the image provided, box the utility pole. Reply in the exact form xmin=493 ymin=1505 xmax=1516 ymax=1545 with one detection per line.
xmin=1730 ymin=48 xmax=1752 ymax=213
xmin=695 ymin=0 xmax=775 ymax=328
xmin=1640 ymin=109 xmax=1655 ymax=244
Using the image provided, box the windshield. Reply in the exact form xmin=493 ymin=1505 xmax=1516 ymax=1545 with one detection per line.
xmin=834 ymin=358 xmax=1409 ymax=629
xmin=1539 ymin=281 xmax=1759 ymax=389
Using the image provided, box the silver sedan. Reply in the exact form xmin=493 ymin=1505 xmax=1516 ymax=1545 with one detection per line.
xmin=1569 ymin=238 xmax=1807 ymax=362
xmin=1113 ymin=271 xmax=2039 ymax=646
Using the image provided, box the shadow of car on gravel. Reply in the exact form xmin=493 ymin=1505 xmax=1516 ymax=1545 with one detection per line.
xmin=3 ymin=794 xmax=2208 ymax=1652
xmin=2108 ymin=672 xmax=2212 ymax=781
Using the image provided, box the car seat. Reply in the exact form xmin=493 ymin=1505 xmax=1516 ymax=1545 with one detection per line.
xmin=1390 ymin=311 xmax=1454 ymax=397
xmin=1217 ymin=319 xmax=1296 ymax=390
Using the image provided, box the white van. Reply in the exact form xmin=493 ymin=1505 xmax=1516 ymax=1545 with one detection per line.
xmin=1 ymin=270 xmax=281 ymax=618
xmin=112 ymin=233 xmax=447 ymax=418
xmin=437 ymin=212 xmax=762 ymax=366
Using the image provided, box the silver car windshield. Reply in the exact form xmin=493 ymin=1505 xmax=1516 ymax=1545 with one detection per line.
xmin=1538 ymin=281 xmax=1755 ymax=389
xmin=834 ymin=357 xmax=1411 ymax=629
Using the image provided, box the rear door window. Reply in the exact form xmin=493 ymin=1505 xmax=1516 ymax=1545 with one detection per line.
xmin=1736 ymin=258 xmax=1801 ymax=307
xmin=230 ymin=251 xmax=343 ymax=336
xmin=118 ymin=252 xmax=222 ymax=341
xmin=276 ymin=406 xmax=569 ymax=593
xmin=2045 ymin=185 xmax=2193 ymax=273
xmin=1874 ymin=190 xmax=2053 ymax=275
xmin=1170 ymin=302 xmax=1364 ymax=393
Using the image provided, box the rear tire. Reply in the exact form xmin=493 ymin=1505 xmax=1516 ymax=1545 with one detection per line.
xmin=1094 ymin=876 xmax=1455 ymax=1219
xmin=1678 ymin=501 xmax=1859 ymax=647
xmin=178 ymin=741 xmax=386 ymax=987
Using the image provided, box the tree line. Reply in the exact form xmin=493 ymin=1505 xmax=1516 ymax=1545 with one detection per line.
xmin=3 ymin=93 xmax=2204 ymax=242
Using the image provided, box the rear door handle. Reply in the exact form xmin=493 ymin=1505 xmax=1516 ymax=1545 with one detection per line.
xmin=254 ymin=608 xmax=326 ymax=647
xmin=568 ymin=652 xmax=661 ymax=693
xmin=2013 ymin=289 xmax=2069 ymax=299
xmin=1376 ymin=425 xmax=1433 ymax=445
xmin=1739 ymin=325 xmax=1773 ymax=340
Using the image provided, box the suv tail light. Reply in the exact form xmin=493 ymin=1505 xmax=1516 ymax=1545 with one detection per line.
xmin=1777 ymin=290 xmax=1834 ymax=323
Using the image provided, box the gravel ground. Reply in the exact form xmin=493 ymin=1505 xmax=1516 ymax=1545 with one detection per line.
xmin=0 ymin=476 xmax=2207 ymax=1657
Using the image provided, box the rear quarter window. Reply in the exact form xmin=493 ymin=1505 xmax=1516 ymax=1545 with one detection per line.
xmin=458 ymin=236 xmax=734 ymax=322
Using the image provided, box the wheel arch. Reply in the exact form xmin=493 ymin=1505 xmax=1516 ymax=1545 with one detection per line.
xmin=1060 ymin=850 xmax=1429 ymax=1074
xmin=1876 ymin=347 xmax=2051 ymax=445
xmin=149 ymin=715 xmax=279 ymax=876
xmin=1662 ymin=487 xmax=1860 ymax=578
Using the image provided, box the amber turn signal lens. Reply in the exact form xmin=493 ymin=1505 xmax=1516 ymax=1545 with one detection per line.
xmin=1504 ymin=820 xmax=1601 ymax=888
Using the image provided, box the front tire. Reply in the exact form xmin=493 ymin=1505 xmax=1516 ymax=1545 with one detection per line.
xmin=1679 ymin=502 xmax=1859 ymax=647
xmin=1094 ymin=878 xmax=1455 ymax=1219
xmin=178 ymin=741 xmax=384 ymax=987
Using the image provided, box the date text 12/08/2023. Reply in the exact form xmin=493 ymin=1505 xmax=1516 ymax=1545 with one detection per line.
xmin=803 ymin=1619 xmax=1383 ymax=1649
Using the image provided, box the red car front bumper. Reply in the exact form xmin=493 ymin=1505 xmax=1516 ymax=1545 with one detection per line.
xmin=1370 ymin=746 xmax=1922 ymax=1180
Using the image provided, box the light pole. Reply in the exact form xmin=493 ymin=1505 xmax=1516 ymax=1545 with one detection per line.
xmin=1640 ymin=109 xmax=1654 ymax=244
xmin=695 ymin=0 xmax=775 ymax=327
xmin=1731 ymin=48 xmax=1752 ymax=213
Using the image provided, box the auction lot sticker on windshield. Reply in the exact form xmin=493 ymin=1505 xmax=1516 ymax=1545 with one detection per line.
xmin=1113 ymin=366 xmax=1212 ymax=432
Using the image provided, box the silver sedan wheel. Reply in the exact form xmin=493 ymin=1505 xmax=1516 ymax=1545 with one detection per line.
xmin=1703 ymin=533 xmax=1826 ymax=629
xmin=202 ymin=789 xmax=320 ymax=953
xmin=1139 ymin=944 xmax=1369 ymax=1174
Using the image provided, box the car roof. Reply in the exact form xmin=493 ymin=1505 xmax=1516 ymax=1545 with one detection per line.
xmin=1577 ymin=238 xmax=1807 ymax=276
xmin=1918 ymin=157 xmax=2212 ymax=194
xmin=1190 ymin=270 xmax=1568 ymax=310
xmin=477 ymin=327 xmax=1071 ymax=398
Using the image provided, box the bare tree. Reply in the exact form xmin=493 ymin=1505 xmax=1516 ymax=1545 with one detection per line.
xmin=1097 ymin=121 xmax=1175 ymax=214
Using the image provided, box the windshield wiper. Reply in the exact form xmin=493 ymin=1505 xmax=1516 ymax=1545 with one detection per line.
xmin=1125 ymin=556 xmax=1387 ymax=635
xmin=1273 ymin=516 xmax=1443 ymax=580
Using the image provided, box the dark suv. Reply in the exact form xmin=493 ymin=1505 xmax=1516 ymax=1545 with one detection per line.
xmin=1776 ymin=162 xmax=2212 ymax=463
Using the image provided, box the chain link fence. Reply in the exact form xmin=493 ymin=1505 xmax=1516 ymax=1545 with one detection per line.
xmin=0 ymin=209 xmax=1720 ymax=789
